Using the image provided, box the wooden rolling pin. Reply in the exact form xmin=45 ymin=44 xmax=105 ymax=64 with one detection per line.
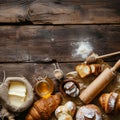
xmin=85 ymin=51 xmax=120 ymax=64
xmin=79 ymin=59 xmax=120 ymax=104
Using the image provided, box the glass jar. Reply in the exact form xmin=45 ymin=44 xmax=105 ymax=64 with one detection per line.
xmin=34 ymin=76 xmax=54 ymax=98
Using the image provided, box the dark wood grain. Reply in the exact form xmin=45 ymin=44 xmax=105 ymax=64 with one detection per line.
xmin=0 ymin=0 xmax=120 ymax=24
xmin=0 ymin=25 xmax=120 ymax=63
xmin=0 ymin=63 xmax=75 ymax=83
xmin=0 ymin=62 xmax=116 ymax=83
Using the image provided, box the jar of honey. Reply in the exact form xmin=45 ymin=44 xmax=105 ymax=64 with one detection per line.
xmin=34 ymin=76 xmax=54 ymax=98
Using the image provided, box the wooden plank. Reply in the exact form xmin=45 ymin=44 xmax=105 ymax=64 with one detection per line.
xmin=0 ymin=25 xmax=120 ymax=63
xmin=50 ymin=25 xmax=120 ymax=62
xmin=0 ymin=63 xmax=75 ymax=84
xmin=0 ymin=0 xmax=120 ymax=24
xmin=0 ymin=62 xmax=116 ymax=83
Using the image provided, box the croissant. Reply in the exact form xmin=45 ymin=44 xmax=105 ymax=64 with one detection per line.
xmin=75 ymin=104 xmax=102 ymax=120
xmin=99 ymin=92 xmax=120 ymax=113
xmin=25 ymin=93 xmax=62 ymax=120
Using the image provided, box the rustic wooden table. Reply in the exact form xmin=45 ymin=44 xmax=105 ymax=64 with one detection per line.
xmin=0 ymin=0 xmax=120 ymax=120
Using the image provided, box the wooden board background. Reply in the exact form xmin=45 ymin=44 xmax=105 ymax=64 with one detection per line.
xmin=0 ymin=0 xmax=120 ymax=120
xmin=0 ymin=0 xmax=120 ymax=24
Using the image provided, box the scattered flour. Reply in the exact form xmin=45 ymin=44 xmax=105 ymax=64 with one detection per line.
xmin=72 ymin=40 xmax=93 ymax=59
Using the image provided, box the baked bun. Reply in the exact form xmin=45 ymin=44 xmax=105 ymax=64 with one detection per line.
xmin=76 ymin=104 xmax=102 ymax=120
xmin=99 ymin=92 xmax=120 ymax=113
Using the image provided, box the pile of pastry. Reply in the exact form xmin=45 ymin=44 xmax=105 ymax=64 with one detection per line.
xmin=25 ymin=57 xmax=120 ymax=120
xmin=0 ymin=55 xmax=119 ymax=120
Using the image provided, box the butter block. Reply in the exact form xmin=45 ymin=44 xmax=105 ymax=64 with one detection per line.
xmin=8 ymin=81 xmax=27 ymax=107
xmin=9 ymin=95 xmax=25 ymax=107
xmin=8 ymin=82 xmax=26 ymax=97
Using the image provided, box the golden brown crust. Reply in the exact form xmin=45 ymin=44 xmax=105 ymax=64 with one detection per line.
xmin=25 ymin=94 xmax=61 ymax=120
xmin=75 ymin=64 xmax=101 ymax=78
xmin=99 ymin=92 xmax=119 ymax=113
xmin=75 ymin=64 xmax=91 ymax=78
xmin=90 ymin=64 xmax=101 ymax=75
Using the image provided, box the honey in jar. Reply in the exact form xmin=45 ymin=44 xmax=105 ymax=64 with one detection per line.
xmin=34 ymin=77 xmax=54 ymax=98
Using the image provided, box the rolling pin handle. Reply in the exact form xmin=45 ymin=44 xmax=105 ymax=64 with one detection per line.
xmin=111 ymin=59 xmax=120 ymax=72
